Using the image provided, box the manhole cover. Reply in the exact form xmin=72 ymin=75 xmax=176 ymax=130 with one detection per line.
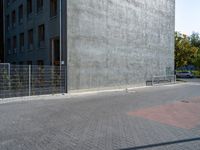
xmin=181 ymin=100 xmax=190 ymax=103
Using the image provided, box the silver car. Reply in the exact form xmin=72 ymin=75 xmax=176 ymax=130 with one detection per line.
xmin=176 ymin=71 xmax=194 ymax=78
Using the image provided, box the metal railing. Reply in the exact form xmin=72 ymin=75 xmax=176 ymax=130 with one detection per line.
xmin=151 ymin=75 xmax=176 ymax=86
xmin=0 ymin=64 xmax=66 ymax=99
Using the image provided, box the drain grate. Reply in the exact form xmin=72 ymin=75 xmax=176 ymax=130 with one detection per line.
xmin=125 ymin=88 xmax=136 ymax=93
xmin=181 ymin=100 xmax=190 ymax=103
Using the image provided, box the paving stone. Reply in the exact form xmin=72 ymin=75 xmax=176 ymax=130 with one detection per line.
xmin=0 ymin=83 xmax=200 ymax=150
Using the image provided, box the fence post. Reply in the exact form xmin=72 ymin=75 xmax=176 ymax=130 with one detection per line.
xmin=64 ymin=66 xmax=67 ymax=93
xmin=174 ymin=75 xmax=176 ymax=84
xmin=60 ymin=66 xmax=62 ymax=94
xmin=29 ymin=65 xmax=31 ymax=96
xmin=8 ymin=63 xmax=10 ymax=80
xmin=8 ymin=64 xmax=11 ymax=97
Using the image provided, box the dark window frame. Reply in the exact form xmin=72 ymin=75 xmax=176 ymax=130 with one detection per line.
xmin=12 ymin=10 xmax=16 ymax=27
xmin=12 ymin=36 xmax=17 ymax=53
xmin=50 ymin=0 xmax=57 ymax=18
xmin=19 ymin=33 xmax=25 ymax=52
xmin=27 ymin=0 xmax=33 ymax=16
xmin=7 ymin=38 xmax=11 ymax=55
xmin=38 ymin=24 xmax=45 ymax=47
xmin=6 ymin=15 xmax=10 ymax=30
xmin=18 ymin=4 xmax=23 ymax=24
xmin=37 ymin=0 xmax=43 ymax=13
xmin=28 ymin=29 xmax=34 ymax=49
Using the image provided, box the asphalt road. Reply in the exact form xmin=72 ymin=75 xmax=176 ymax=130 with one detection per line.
xmin=0 ymin=81 xmax=200 ymax=150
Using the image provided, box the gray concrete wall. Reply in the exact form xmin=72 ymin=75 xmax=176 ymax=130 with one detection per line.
xmin=67 ymin=0 xmax=175 ymax=91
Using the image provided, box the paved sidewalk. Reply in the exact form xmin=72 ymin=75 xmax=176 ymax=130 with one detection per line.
xmin=0 ymin=83 xmax=200 ymax=150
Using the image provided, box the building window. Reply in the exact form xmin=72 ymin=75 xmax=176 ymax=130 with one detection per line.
xmin=51 ymin=38 xmax=60 ymax=65
xmin=12 ymin=10 xmax=16 ymax=27
xmin=7 ymin=0 xmax=11 ymax=7
xmin=38 ymin=24 xmax=45 ymax=47
xmin=27 ymin=0 xmax=33 ymax=16
xmin=18 ymin=4 xmax=23 ymax=24
xmin=7 ymin=38 xmax=11 ymax=55
xmin=19 ymin=61 xmax=24 ymax=65
xmin=13 ymin=36 xmax=17 ymax=53
xmin=37 ymin=60 xmax=44 ymax=66
xmin=50 ymin=0 xmax=57 ymax=18
xmin=28 ymin=29 xmax=33 ymax=49
xmin=27 ymin=61 xmax=32 ymax=65
xmin=20 ymin=33 xmax=24 ymax=52
xmin=6 ymin=15 xmax=10 ymax=30
xmin=37 ymin=0 xmax=43 ymax=12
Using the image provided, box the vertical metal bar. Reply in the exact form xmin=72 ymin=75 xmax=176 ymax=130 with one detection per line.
xmin=174 ymin=75 xmax=176 ymax=84
xmin=60 ymin=0 xmax=62 ymax=94
xmin=8 ymin=63 xmax=10 ymax=80
xmin=59 ymin=0 xmax=62 ymax=66
xmin=65 ymin=65 xmax=67 ymax=93
xmin=59 ymin=66 xmax=61 ymax=94
xmin=52 ymin=39 xmax=54 ymax=65
xmin=52 ymin=65 xmax=54 ymax=94
xmin=29 ymin=65 xmax=31 ymax=96
xmin=3 ymin=0 xmax=6 ymax=62
xmin=8 ymin=63 xmax=11 ymax=98
xmin=64 ymin=0 xmax=68 ymax=93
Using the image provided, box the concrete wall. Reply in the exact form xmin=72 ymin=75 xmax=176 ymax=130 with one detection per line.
xmin=67 ymin=0 xmax=175 ymax=91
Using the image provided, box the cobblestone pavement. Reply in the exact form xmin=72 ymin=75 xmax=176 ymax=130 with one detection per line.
xmin=0 ymin=83 xmax=200 ymax=150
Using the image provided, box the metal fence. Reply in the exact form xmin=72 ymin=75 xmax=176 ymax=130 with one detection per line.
xmin=151 ymin=75 xmax=176 ymax=86
xmin=0 ymin=64 xmax=66 ymax=99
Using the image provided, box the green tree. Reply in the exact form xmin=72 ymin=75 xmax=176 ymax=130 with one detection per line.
xmin=190 ymin=32 xmax=200 ymax=70
xmin=175 ymin=32 xmax=198 ymax=69
xmin=192 ymin=51 xmax=200 ymax=70
xmin=190 ymin=32 xmax=200 ymax=48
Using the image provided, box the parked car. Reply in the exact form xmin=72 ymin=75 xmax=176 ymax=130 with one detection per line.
xmin=176 ymin=71 xmax=194 ymax=78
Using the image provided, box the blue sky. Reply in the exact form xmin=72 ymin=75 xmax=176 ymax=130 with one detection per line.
xmin=176 ymin=0 xmax=200 ymax=35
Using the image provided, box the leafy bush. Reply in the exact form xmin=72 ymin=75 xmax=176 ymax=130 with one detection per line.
xmin=192 ymin=70 xmax=200 ymax=76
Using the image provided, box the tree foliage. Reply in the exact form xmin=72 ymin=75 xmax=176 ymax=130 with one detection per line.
xmin=190 ymin=32 xmax=200 ymax=48
xmin=175 ymin=32 xmax=199 ymax=69
xmin=192 ymin=52 xmax=200 ymax=69
xmin=189 ymin=32 xmax=200 ymax=69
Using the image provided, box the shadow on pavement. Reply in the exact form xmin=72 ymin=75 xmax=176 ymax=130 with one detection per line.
xmin=119 ymin=137 xmax=200 ymax=150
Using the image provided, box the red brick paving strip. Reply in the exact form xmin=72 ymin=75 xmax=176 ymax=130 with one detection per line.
xmin=128 ymin=98 xmax=200 ymax=129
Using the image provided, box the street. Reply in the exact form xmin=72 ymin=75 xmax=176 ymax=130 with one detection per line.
xmin=0 ymin=80 xmax=200 ymax=150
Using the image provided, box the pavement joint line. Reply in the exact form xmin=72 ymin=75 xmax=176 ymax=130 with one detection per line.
xmin=119 ymin=137 xmax=200 ymax=150
xmin=0 ymin=83 xmax=187 ymax=105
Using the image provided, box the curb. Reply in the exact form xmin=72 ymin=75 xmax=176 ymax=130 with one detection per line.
xmin=0 ymin=83 xmax=185 ymax=105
